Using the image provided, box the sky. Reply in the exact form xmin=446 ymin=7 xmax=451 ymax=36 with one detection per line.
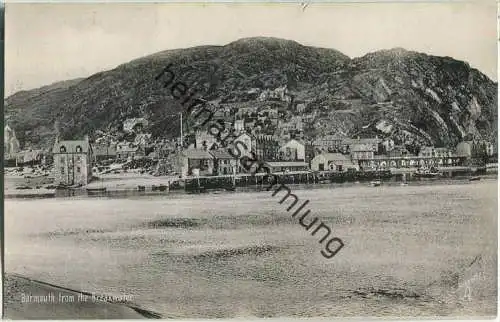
xmin=5 ymin=2 xmax=498 ymax=96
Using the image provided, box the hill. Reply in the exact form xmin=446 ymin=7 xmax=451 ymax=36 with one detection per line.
xmin=5 ymin=37 xmax=497 ymax=150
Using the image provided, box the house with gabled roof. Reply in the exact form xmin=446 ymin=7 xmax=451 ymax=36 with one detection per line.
xmin=210 ymin=149 xmax=237 ymax=175
xmin=52 ymin=136 xmax=93 ymax=186
xmin=278 ymin=139 xmax=305 ymax=161
xmin=311 ymin=153 xmax=359 ymax=172
xmin=172 ymin=148 xmax=214 ymax=177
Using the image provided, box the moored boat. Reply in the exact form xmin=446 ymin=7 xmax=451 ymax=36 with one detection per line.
xmin=370 ymin=180 xmax=381 ymax=187
xmin=414 ymin=167 xmax=441 ymax=178
xmin=469 ymin=176 xmax=481 ymax=181
xmin=86 ymin=187 xmax=107 ymax=193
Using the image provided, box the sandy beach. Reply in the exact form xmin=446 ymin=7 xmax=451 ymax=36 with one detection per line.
xmin=5 ymin=179 xmax=497 ymax=318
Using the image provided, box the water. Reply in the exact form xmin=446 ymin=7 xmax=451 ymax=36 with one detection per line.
xmin=5 ymin=180 xmax=497 ymax=318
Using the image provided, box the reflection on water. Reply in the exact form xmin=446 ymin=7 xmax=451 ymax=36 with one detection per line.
xmin=5 ymin=180 xmax=498 ymax=318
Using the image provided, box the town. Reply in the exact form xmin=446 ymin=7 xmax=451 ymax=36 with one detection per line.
xmin=4 ymin=85 xmax=497 ymax=196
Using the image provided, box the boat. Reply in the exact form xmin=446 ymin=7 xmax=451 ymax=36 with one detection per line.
xmin=86 ymin=187 xmax=107 ymax=193
xmin=370 ymin=180 xmax=381 ymax=187
xmin=414 ymin=167 xmax=441 ymax=178
xmin=469 ymin=176 xmax=481 ymax=181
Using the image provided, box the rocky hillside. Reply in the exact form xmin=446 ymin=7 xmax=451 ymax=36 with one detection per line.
xmin=5 ymin=37 xmax=497 ymax=149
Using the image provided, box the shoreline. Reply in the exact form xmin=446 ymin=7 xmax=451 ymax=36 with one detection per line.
xmin=4 ymin=173 xmax=498 ymax=200
xmin=4 ymin=273 xmax=164 ymax=319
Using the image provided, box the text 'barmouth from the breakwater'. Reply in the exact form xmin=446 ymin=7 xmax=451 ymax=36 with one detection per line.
xmin=20 ymin=292 xmax=134 ymax=304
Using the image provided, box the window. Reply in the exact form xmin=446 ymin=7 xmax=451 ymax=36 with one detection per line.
xmin=76 ymin=167 xmax=81 ymax=173
xmin=61 ymin=167 xmax=65 ymax=174
xmin=76 ymin=156 xmax=81 ymax=162
xmin=76 ymin=146 xmax=83 ymax=153
xmin=60 ymin=146 xmax=66 ymax=153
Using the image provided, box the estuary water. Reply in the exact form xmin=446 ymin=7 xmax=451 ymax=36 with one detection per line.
xmin=5 ymin=179 xmax=497 ymax=318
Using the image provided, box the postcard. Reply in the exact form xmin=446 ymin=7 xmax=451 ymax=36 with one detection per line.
xmin=3 ymin=2 xmax=497 ymax=319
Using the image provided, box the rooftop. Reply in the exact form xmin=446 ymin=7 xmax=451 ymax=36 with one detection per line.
xmin=343 ymin=138 xmax=381 ymax=145
xmin=209 ymin=149 xmax=234 ymax=159
xmin=53 ymin=140 xmax=91 ymax=154
xmin=317 ymin=153 xmax=349 ymax=161
xmin=183 ymin=149 xmax=214 ymax=159
xmin=351 ymin=143 xmax=375 ymax=152
xmin=265 ymin=161 xmax=308 ymax=167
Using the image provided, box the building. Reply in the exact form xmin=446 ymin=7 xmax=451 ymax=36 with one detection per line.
xmin=296 ymin=103 xmax=306 ymax=113
xmin=52 ymin=137 xmax=93 ymax=186
xmin=4 ymin=125 xmax=20 ymax=160
xmin=264 ymin=161 xmax=309 ymax=173
xmin=210 ymin=149 xmax=238 ymax=175
xmin=456 ymin=140 xmax=495 ymax=160
xmin=475 ymin=140 xmax=495 ymax=157
xmin=456 ymin=141 xmax=473 ymax=157
xmin=234 ymin=119 xmax=245 ymax=134
xmin=278 ymin=139 xmax=305 ymax=161
xmin=93 ymin=144 xmax=117 ymax=162
xmin=234 ymin=132 xmax=255 ymax=158
xmin=388 ymin=146 xmax=412 ymax=158
xmin=195 ymin=130 xmax=220 ymax=151
xmin=304 ymin=142 xmax=316 ymax=163
xmin=350 ymin=144 xmax=375 ymax=160
xmin=342 ymin=137 xmax=381 ymax=154
xmin=254 ymin=135 xmax=280 ymax=161
xmin=16 ymin=149 xmax=44 ymax=166
xmin=312 ymin=134 xmax=345 ymax=152
xmin=311 ymin=153 xmax=359 ymax=172
xmin=173 ymin=149 xmax=214 ymax=177
xmin=381 ymin=138 xmax=395 ymax=153
xmin=116 ymin=142 xmax=141 ymax=160
xmin=123 ymin=118 xmax=148 ymax=133
xmin=484 ymin=141 xmax=495 ymax=156
xmin=419 ymin=146 xmax=453 ymax=158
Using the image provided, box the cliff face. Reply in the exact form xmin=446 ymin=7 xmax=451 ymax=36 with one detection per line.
xmin=5 ymin=37 xmax=497 ymax=149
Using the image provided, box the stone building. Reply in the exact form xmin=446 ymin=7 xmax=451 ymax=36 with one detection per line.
xmin=52 ymin=136 xmax=93 ymax=186
xmin=4 ymin=125 xmax=20 ymax=160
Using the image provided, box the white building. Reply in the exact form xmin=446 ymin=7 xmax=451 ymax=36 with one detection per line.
xmin=311 ymin=153 xmax=359 ymax=172
xmin=278 ymin=139 xmax=305 ymax=161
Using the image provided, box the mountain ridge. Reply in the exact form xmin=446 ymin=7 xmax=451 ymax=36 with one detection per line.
xmin=5 ymin=37 xmax=497 ymax=151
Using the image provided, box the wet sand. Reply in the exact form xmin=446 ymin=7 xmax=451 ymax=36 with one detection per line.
xmin=4 ymin=179 xmax=497 ymax=318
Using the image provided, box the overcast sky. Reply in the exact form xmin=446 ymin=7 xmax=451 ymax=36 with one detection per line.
xmin=5 ymin=2 xmax=498 ymax=96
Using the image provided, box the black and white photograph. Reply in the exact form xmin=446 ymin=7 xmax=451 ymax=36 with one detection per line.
xmin=3 ymin=2 xmax=498 ymax=319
